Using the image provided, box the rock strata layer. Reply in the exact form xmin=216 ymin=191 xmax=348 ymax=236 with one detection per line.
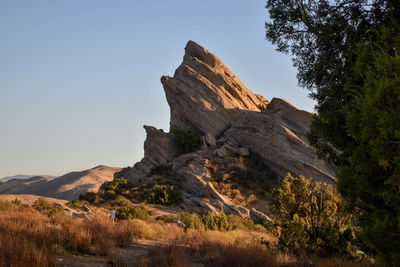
xmin=161 ymin=40 xmax=268 ymax=137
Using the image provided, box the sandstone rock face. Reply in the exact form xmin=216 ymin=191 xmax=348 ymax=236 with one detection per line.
xmin=119 ymin=40 xmax=338 ymax=223
xmin=161 ymin=40 xmax=268 ymax=137
xmin=223 ymin=98 xmax=337 ymax=184
xmin=117 ymin=126 xmax=178 ymax=182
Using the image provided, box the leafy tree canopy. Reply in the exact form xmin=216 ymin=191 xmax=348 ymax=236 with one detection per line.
xmin=266 ymin=1 xmax=400 ymax=265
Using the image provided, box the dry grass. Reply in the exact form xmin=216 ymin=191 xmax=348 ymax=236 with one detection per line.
xmin=0 ymin=200 xmax=183 ymax=266
xmin=0 ymin=200 xmax=375 ymax=267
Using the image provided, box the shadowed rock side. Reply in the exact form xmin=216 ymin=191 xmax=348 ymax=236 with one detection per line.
xmin=223 ymin=98 xmax=337 ymax=184
xmin=117 ymin=126 xmax=178 ymax=182
xmin=161 ymin=40 xmax=268 ymax=137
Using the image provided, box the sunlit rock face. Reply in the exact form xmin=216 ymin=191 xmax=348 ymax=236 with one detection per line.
xmin=120 ymin=41 xmax=337 ymax=221
xmin=161 ymin=40 xmax=268 ymax=137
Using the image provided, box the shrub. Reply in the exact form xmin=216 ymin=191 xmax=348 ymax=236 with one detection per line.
xmin=49 ymin=205 xmax=65 ymax=217
xmin=178 ymin=212 xmax=204 ymax=230
xmin=11 ymin=198 xmax=22 ymax=205
xmin=156 ymin=214 xmax=178 ymax=223
xmin=115 ymin=206 xmax=149 ymax=220
xmin=32 ymin=197 xmax=53 ymax=211
xmin=203 ymin=209 xmax=230 ymax=231
xmin=148 ymin=184 xmax=182 ymax=205
xmin=78 ymin=192 xmax=97 ymax=203
xmin=172 ymin=126 xmax=200 ymax=154
xmin=102 ymin=177 xmax=133 ymax=194
xmin=272 ymin=173 xmax=358 ymax=257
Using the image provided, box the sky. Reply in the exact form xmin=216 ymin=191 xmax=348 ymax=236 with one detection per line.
xmin=0 ymin=0 xmax=316 ymax=178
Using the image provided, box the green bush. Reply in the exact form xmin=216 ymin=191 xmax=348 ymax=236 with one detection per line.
xmin=115 ymin=206 xmax=149 ymax=220
xmin=203 ymin=209 xmax=230 ymax=231
xmin=172 ymin=127 xmax=200 ymax=154
xmin=148 ymin=184 xmax=181 ymax=205
xmin=32 ymin=198 xmax=53 ymax=211
xmin=272 ymin=174 xmax=358 ymax=257
xmin=178 ymin=212 xmax=204 ymax=230
xmin=156 ymin=214 xmax=178 ymax=223
xmin=78 ymin=192 xmax=97 ymax=203
xmin=254 ymin=224 xmax=265 ymax=231
xmin=49 ymin=205 xmax=65 ymax=217
xmin=102 ymin=177 xmax=133 ymax=194
xmin=11 ymin=198 xmax=22 ymax=205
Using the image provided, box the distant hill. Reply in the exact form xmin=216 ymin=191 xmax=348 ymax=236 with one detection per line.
xmin=0 ymin=174 xmax=48 ymax=183
xmin=0 ymin=165 xmax=121 ymax=201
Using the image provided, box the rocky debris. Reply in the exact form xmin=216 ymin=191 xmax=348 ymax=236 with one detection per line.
xmin=223 ymin=98 xmax=337 ymax=184
xmin=161 ymin=40 xmax=268 ymax=137
xmin=172 ymin=153 xmax=271 ymax=223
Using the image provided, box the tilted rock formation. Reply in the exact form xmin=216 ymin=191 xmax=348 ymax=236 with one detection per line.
xmin=119 ymin=40 xmax=338 ymax=223
xmin=160 ymin=40 xmax=336 ymax=184
xmin=161 ymin=40 xmax=268 ymax=137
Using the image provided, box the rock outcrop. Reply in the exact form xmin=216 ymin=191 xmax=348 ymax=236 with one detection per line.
xmin=161 ymin=41 xmax=268 ymax=137
xmin=118 ymin=126 xmax=178 ymax=182
xmin=160 ymin=40 xmax=336 ymax=184
xmin=223 ymin=98 xmax=337 ymax=184
xmin=119 ymin=40 xmax=338 ymax=223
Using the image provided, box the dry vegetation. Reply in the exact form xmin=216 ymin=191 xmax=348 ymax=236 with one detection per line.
xmin=0 ymin=198 xmax=375 ymax=267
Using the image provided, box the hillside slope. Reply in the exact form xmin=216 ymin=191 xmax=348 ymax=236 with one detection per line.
xmin=0 ymin=165 xmax=121 ymax=200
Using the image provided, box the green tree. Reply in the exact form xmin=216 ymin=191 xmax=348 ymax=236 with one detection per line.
xmin=339 ymin=26 xmax=400 ymax=265
xmin=266 ymin=0 xmax=400 ymax=164
xmin=272 ymin=174 xmax=357 ymax=257
xmin=266 ymin=1 xmax=400 ymax=264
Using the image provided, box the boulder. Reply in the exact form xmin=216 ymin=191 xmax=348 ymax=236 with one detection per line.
xmin=204 ymin=133 xmax=217 ymax=148
xmin=161 ymin=41 xmax=268 ymax=137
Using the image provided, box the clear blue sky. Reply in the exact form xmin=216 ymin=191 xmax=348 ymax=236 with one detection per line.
xmin=0 ymin=0 xmax=315 ymax=177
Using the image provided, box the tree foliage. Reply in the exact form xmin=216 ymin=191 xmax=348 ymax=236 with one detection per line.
xmin=266 ymin=1 xmax=400 ymax=264
xmin=272 ymin=174 xmax=357 ymax=257
xmin=340 ymin=26 xmax=400 ymax=265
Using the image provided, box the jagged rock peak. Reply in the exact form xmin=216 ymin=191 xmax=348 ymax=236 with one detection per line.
xmin=161 ymin=40 xmax=268 ymax=137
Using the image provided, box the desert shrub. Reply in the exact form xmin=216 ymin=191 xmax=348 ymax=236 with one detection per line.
xmin=32 ymin=197 xmax=53 ymax=211
xmin=254 ymin=224 xmax=265 ymax=231
xmin=203 ymin=209 xmax=230 ymax=231
xmin=150 ymin=164 xmax=175 ymax=177
xmin=102 ymin=177 xmax=133 ymax=194
xmin=116 ymin=206 xmax=149 ymax=220
xmin=156 ymin=214 xmax=178 ymax=223
xmin=11 ymin=198 xmax=22 ymax=205
xmin=148 ymin=184 xmax=181 ymax=205
xmin=272 ymin=173 xmax=358 ymax=257
xmin=78 ymin=192 xmax=97 ymax=203
xmin=227 ymin=215 xmax=255 ymax=231
xmin=172 ymin=126 xmax=200 ymax=154
xmin=178 ymin=212 xmax=204 ymax=230
xmin=48 ymin=205 xmax=65 ymax=217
